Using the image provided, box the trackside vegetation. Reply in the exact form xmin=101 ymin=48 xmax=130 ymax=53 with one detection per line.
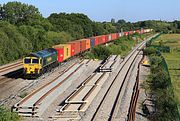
xmin=151 ymin=34 xmax=180 ymax=113
xmin=0 ymin=106 xmax=20 ymax=121
xmin=143 ymin=36 xmax=180 ymax=121
xmin=84 ymin=36 xmax=137 ymax=60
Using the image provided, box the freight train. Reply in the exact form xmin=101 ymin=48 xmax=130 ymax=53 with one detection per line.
xmin=23 ymin=29 xmax=152 ymax=77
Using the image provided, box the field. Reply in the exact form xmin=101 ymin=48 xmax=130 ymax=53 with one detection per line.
xmin=153 ymin=34 xmax=180 ymax=112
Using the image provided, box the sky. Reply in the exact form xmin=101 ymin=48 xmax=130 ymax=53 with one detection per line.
xmin=0 ymin=0 xmax=179 ymax=22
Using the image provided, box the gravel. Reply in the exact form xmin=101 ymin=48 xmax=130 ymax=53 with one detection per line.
xmin=23 ymin=59 xmax=102 ymax=121
xmin=0 ymin=58 xmax=79 ymax=108
xmin=135 ymin=56 xmax=151 ymax=121
xmin=113 ymin=54 xmax=143 ymax=120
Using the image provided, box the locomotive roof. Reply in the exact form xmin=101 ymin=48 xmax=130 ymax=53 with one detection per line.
xmin=30 ymin=48 xmax=57 ymax=58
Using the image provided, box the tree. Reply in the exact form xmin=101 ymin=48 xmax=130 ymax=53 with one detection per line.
xmin=0 ymin=2 xmax=41 ymax=25
xmin=111 ymin=18 xmax=115 ymax=24
xmin=0 ymin=21 xmax=32 ymax=64
xmin=92 ymin=22 xmax=108 ymax=36
xmin=48 ymin=13 xmax=93 ymax=39
xmin=103 ymin=22 xmax=116 ymax=33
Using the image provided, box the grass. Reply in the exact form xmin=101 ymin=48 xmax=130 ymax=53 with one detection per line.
xmin=152 ymin=34 xmax=180 ymax=112
xmin=19 ymin=91 xmax=28 ymax=98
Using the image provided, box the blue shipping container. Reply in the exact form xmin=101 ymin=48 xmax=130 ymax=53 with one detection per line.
xmin=90 ymin=38 xmax=95 ymax=48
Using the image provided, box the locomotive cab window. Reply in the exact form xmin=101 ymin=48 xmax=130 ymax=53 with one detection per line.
xmin=32 ymin=59 xmax=39 ymax=64
xmin=24 ymin=59 xmax=31 ymax=64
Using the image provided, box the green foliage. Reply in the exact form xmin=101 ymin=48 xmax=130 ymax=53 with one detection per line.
xmin=148 ymin=55 xmax=179 ymax=120
xmin=0 ymin=2 xmax=40 ymax=24
xmin=92 ymin=22 xmax=108 ymax=36
xmin=0 ymin=20 xmax=72 ymax=66
xmin=0 ymin=21 xmax=32 ymax=64
xmin=0 ymin=1 xmax=53 ymax=31
xmin=144 ymin=47 xmax=157 ymax=55
xmin=85 ymin=36 xmax=137 ymax=59
xmin=48 ymin=13 xmax=93 ymax=39
xmin=151 ymin=34 xmax=180 ymax=114
xmin=86 ymin=46 xmax=111 ymax=60
xmin=45 ymin=31 xmax=72 ymax=45
xmin=103 ymin=22 xmax=116 ymax=33
xmin=144 ymin=37 xmax=180 ymax=120
xmin=0 ymin=106 xmax=20 ymax=121
xmin=19 ymin=92 xmax=28 ymax=98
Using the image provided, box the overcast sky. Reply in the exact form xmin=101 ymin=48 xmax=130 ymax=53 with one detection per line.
xmin=0 ymin=0 xmax=179 ymax=22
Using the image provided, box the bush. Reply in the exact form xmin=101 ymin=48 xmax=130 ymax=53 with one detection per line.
xmin=91 ymin=46 xmax=111 ymax=60
xmin=85 ymin=36 xmax=137 ymax=60
xmin=144 ymin=47 xmax=157 ymax=55
xmin=145 ymin=45 xmax=180 ymax=120
xmin=0 ymin=106 xmax=20 ymax=121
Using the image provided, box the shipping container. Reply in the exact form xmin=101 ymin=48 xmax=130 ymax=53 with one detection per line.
xmin=129 ymin=31 xmax=134 ymax=35
xmin=116 ymin=33 xmax=119 ymax=38
xmin=108 ymin=34 xmax=112 ymax=41
xmin=105 ymin=35 xmax=109 ymax=42
xmin=118 ymin=32 xmax=123 ymax=37
xmin=95 ymin=37 xmax=99 ymax=46
xmin=141 ymin=29 xmax=145 ymax=34
xmin=101 ymin=35 xmax=106 ymax=43
xmin=97 ymin=36 xmax=103 ymax=44
xmin=85 ymin=39 xmax=91 ymax=50
xmin=111 ymin=33 xmax=117 ymax=40
xmin=53 ymin=44 xmax=71 ymax=60
xmin=68 ymin=41 xmax=80 ymax=56
xmin=90 ymin=37 xmax=95 ymax=48
xmin=124 ymin=32 xmax=129 ymax=36
xmin=136 ymin=30 xmax=141 ymax=34
xmin=90 ymin=37 xmax=99 ymax=46
xmin=76 ymin=39 xmax=86 ymax=52
xmin=54 ymin=47 xmax=64 ymax=62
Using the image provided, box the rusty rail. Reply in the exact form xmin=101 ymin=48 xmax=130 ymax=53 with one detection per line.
xmin=16 ymin=62 xmax=78 ymax=107
xmin=127 ymin=55 xmax=144 ymax=121
xmin=33 ymin=64 xmax=83 ymax=107
xmin=0 ymin=61 xmax=22 ymax=73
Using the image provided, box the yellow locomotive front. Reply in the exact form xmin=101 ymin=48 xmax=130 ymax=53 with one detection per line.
xmin=23 ymin=57 xmax=42 ymax=75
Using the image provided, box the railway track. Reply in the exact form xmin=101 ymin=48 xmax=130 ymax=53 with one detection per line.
xmin=13 ymin=60 xmax=90 ymax=117
xmin=99 ymin=55 xmax=120 ymax=72
xmin=52 ymin=55 xmax=122 ymax=120
xmin=90 ymin=34 xmax=159 ymax=121
xmin=109 ymin=53 xmax=143 ymax=121
xmin=0 ymin=61 xmax=22 ymax=74
xmin=0 ymin=68 xmax=23 ymax=86
xmin=90 ymin=43 xmax=144 ymax=121
xmin=0 ymin=60 xmax=23 ymax=87
xmin=127 ymin=55 xmax=143 ymax=121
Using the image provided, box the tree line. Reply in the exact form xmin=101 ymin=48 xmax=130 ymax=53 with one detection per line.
xmin=0 ymin=1 xmax=180 ymax=65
